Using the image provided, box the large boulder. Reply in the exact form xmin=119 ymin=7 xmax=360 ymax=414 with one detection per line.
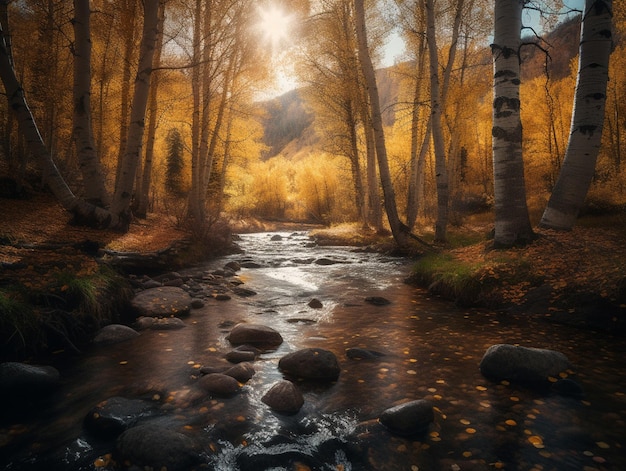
xmin=0 ymin=362 xmax=60 ymax=398
xmin=116 ymin=424 xmax=200 ymax=471
xmin=226 ymin=323 xmax=283 ymax=347
xmin=262 ymin=380 xmax=304 ymax=414
xmin=93 ymin=324 xmax=140 ymax=345
xmin=379 ymin=400 xmax=434 ymax=436
xmin=278 ymin=348 xmax=341 ymax=381
xmin=130 ymin=286 xmax=192 ymax=318
xmin=84 ymin=396 xmax=155 ymax=439
xmin=479 ymin=344 xmax=571 ymax=382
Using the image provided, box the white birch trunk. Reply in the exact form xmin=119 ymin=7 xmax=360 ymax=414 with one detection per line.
xmin=72 ymin=0 xmax=109 ymax=206
xmin=491 ymin=0 xmax=534 ymax=247
xmin=354 ymin=0 xmax=409 ymax=247
xmin=540 ymin=0 xmax=613 ymax=230
xmin=425 ymin=0 xmax=449 ymax=243
xmin=110 ymin=0 xmax=160 ymax=230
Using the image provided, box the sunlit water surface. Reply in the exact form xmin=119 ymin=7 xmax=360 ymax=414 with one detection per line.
xmin=2 ymin=231 xmax=625 ymax=470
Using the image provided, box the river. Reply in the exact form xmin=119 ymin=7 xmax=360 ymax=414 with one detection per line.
xmin=2 ymin=231 xmax=625 ymax=470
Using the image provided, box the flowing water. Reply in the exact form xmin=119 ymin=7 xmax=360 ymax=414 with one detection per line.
xmin=2 ymin=231 xmax=625 ymax=470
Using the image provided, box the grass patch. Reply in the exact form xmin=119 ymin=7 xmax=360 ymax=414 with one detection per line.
xmin=408 ymin=250 xmax=542 ymax=307
xmin=409 ymin=253 xmax=484 ymax=306
xmin=0 ymin=266 xmax=132 ymax=359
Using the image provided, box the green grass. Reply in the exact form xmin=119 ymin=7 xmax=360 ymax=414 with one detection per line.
xmin=410 ymin=253 xmax=484 ymax=306
xmin=0 ymin=288 xmax=43 ymax=355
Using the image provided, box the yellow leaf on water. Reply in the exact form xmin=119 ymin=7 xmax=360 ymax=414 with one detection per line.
xmin=460 ymin=419 xmax=471 ymax=425
xmin=465 ymin=428 xmax=477 ymax=434
xmin=510 ymin=396 xmax=520 ymax=402
xmin=476 ymin=386 xmax=487 ymax=391
xmin=596 ymin=442 xmax=610 ymax=449
xmin=119 ymin=360 xmax=128 ymax=365
xmin=528 ymin=436 xmax=544 ymax=448
xmin=505 ymin=419 xmax=517 ymax=426
xmin=462 ymin=451 xmax=472 ymax=458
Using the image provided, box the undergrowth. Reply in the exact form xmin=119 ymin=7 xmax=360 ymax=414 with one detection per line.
xmin=0 ymin=266 xmax=132 ymax=360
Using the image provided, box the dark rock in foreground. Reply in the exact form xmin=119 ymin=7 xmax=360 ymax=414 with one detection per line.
xmin=116 ymin=424 xmax=200 ymax=471
xmin=479 ymin=344 xmax=571 ymax=382
xmin=262 ymin=380 xmax=304 ymax=414
xmin=279 ymin=348 xmax=341 ymax=381
xmin=84 ymin=396 xmax=155 ymax=439
xmin=130 ymin=286 xmax=192 ymax=318
xmin=226 ymin=323 xmax=283 ymax=347
xmin=379 ymin=400 xmax=434 ymax=436
xmin=0 ymin=362 xmax=60 ymax=398
xmin=94 ymin=324 xmax=140 ymax=345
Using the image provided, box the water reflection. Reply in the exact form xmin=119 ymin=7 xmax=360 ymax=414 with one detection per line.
xmin=2 ymin=231 xmax=625 ymax=470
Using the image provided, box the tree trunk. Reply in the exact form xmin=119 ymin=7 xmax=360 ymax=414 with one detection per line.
xmin=72 ymin=0 xmax=109 ymax=206
xmin=135 ymin=0 xmax=165 ymax=218
xmin=188 ymin=0 xmax=203 ymax=221
xmin=0 ymin=15 xmax=116 ymax=228
xmin=491 ymin=0 xmax=534 ymax=247
xmin=540 ymin=0 xmax=613 ymax=230
xmin=425 ymin=0 xmax=449 ymax=243
xmin=114 ymin=0 xmax=138 ymax=184
xmin=354 ymin=0 xmax=408 ymax=247
xmin=110 ymin=0 xmax=160 ymax=230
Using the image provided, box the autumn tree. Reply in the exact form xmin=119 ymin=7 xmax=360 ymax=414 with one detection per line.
xmin=491 ymin=0 xmax=534 ymax=247
xmin=355 ymin=0 xmax=410 ymax=247
xmin=540 ymin=0 xmax=614 ymax=230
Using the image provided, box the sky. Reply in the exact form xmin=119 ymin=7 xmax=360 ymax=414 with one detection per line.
xmin=267 ymin=0 xmax=586 ymax=97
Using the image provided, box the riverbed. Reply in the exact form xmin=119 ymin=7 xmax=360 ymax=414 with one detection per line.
xmin=2 ymin=231 xmax=625 ymax=470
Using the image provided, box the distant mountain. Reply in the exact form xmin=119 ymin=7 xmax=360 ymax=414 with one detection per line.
xmin=259 ymin=89 xmax=313 ymax=159
xmin=258 ymin=16 xmax=581 ymax=160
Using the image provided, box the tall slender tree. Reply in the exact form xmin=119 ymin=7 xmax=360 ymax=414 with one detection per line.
xmin=355 ymin=0 xmax=410 ymax=247
xmin=110 ymin=0 xmax=160 ymax=230
xmin=540 ymin=0 xmax=613 ymax=230
xmin=491 ymin=0 xmax=534 ymax=247
xmin=72 ymin=0 xmax=109 ymax=206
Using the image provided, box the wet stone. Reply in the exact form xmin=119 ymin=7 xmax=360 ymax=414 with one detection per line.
xmin=226 ymin=323 xmax=283 ymax=347
xmin=93 ymin=324 xmax=139 ymax=345
xmin=223 ymin=362 xmax=256 ymax=383
xmin=279 ymin=348 xmax=341 ymax=381
xmin=116 ymin=424 xmax=201 ymax=471
xmin=262 ymin=380 xmax=304 ymax=414
xmin=308 ymin=298 xmax=323 ymax=309
xmin=225 ymin=349 xmax=257 ymax=363
xmin=365 ymin=296 xmax=391 ymax=306
xmin=0 ymin=362 xmax=61 ymax=398
xmin=190 ymin=298 xmax=205 ymax=309
xmin=198 ymin=373 xmax=241 ymax=397
xmin=84 ymin=396 xmax=155 ymax=439
xmin=379 ymin=399 xmax=434 ymax=436
xmin=131 ymin=286 xmax=193 ymax=318
xmin=232 ymin=287 xmax=258 ymax=297
xmin=479 ymin=343 xmax=571 ymax=382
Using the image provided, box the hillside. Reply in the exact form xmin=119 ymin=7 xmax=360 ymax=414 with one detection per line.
xmin=259 ymin=16 xmax=581 ymax=161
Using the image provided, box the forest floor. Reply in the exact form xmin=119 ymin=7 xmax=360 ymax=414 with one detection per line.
xmin=1 ymin=194 xmax=625 ymax=340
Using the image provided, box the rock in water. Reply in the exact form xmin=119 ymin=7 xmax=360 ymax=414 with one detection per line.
xmin=278 ymin=348 xmax=341 ymax=381
xmin=198 ymin=373 xmax=241 ymax=396
xmin=379 ymin=400 xmax=434 ymax=436
xmin=84 ymin=396 xmax=155 ymax=438
xmin=0 ymin=362 xmax=60 ymax=398
xmin=261 ymin=380 xmax=304 ymax=414
xmin=116 ymin=424 xmax=200 ymax=471
xmin=130 ymin=286 xmax=192 ymax=318
xmin=93 ymin=324 xmax=140 ymax=345
xmin=479 ymin=344 xmax=571 ymax=382
xmin=226 ymin=323 xmax=283 ymax=347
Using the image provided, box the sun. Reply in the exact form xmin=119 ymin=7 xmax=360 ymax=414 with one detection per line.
xmin=257 ymin=5 xmax=292 ymax=49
